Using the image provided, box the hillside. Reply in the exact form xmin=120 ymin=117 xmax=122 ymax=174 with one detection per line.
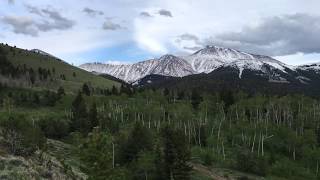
xmin=0 ymin=43 xmax=120 ymax=92
xmin=135 ymin=66 xmax=320 ymax=97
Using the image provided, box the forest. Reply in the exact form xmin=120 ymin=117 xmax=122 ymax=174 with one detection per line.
xmin=1 ymin=82 xmax=320 ymax=179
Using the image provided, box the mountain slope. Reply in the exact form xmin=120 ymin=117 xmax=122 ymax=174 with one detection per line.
xmin=0 ymin=43 xmax=120 ymax=92
xmin=184 ymin=46 xmax=291 ymax=74
xmin=297 ymin=62 xmax=320 ymax=72
xmin=136 ymin=66 xmax=319 ymax=97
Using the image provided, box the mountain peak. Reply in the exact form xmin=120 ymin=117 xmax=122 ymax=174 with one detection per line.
xmin=159 ymin=54 xmax=177 ymax=60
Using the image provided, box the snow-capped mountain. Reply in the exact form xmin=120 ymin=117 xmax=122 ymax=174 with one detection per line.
xmin=297 ymin=62 xmax=320 ymax=72
xmin=79 ymin=46 xmax=296 ymax=83
xmin=80 ymin=55 xmax=195 ymax=82
xmin=184 ymin=46 xmax=293 ymax=78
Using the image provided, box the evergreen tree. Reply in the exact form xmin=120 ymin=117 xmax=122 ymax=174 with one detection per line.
xmin=191 ymin=89 xmax=202 ymax=109
xmin=80 ymin=130 xmax=127 ymax=179
xmin=42 ymin=90 xmax=58 ymax=106
xmin=220 ymin=89 xmax=234 ymax=111
xmin=119 ymin=123 xmax=153 ymax=164
xmin=57 ymin=86 xmax=65 ymax=98
xmin=120 ymin=84 xmax=132 ymax=96
xmin=71 ymin=92 xmax=90 ymax=134
xmin=32 ymin=92 xmax=40 ymax=105
xmin=177 ymin=91 xmax=185 ymax=100
xmin=111 ymin=85 xmax=118 ymax=95
xmin=82 ymin=83 xmax=91 ymax=96
xmin=89 ymin=102 xmax=98 ymax=129
xmin=163 ymin=88 xmax=170 ymax=97
xmin=160 ymin=125 xmax=191 ymax=180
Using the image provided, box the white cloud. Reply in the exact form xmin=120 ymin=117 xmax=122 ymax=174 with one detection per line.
xmin=0 ymin=0 xmax=320 ymax=65
xmin=105 ymin=60 xmax=131 ymax=65
xmin=275 ymin=53 xmax=320 ymax=65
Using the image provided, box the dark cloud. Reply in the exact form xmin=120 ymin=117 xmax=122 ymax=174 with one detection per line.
xmin=183 ymin=46 xmax=202 ymax=51
xmin=83 ymin=7 xmax=104 ymax=17
xmin=175 ymin=34 xmax=202 ymax=52
xmin=36 ymin=8 xmax=75 ymax=31
xmin=1 ymin=16 xmax=38 ymax=36
xmin=2 ymin=6 xmax=75 ymax=37
xmin=158 ymin=9 xmax=173 ymax=17
xmin=175 ymin=33 xmax=201 ymax=47
xmin=7 ymin=0 xmax=14 ymax=5
xmin=207 ymin=13 xmax=320 ymax=56
xmin=178 ymin=33 xmax=199 ymax=42
xmin=102 ymin=21 xmax=123 ymax=30
xmin=140 ymin=12 xmax=152 ymax=17
xmin=25 ymin=5 xmax=43 ymax=16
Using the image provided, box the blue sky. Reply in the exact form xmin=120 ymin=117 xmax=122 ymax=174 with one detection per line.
xmin=1 ymin=0 xmax=320 ymax=66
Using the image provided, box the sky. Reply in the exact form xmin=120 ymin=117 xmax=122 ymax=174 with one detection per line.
xmin=0 ymin=0 xmax=320 ymax=66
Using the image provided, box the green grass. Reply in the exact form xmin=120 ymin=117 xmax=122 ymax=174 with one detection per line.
xmin=1 ymin=44 xmax=120 ymax=92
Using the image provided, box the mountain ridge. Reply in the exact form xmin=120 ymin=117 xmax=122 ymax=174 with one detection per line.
xmin=79 ymin=45 xmax=319 ymax=84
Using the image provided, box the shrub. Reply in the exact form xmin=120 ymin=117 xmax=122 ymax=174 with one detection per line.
xmin=38 ymin=116 xmax=69 ymax=139
xmin=236 ymin=149 xmax=268 ymax=176
xmin=270 ymin=158 xmax=316 ymax=180
xmin=0 ymin=114 xmax=46 ymax=156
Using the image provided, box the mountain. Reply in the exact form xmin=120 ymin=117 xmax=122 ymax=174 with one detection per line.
xmin=184 ymin=46 xmax=293 ymax=77
xmin=79 ymin=45 xmax=294 ymax=83
xmin=78 ymin=45 xmax=320 ymax=96
xmin=80 ymin=54 xmax=195 ymax=82
xmin=297 ymin=62 xmax=320 ymax=72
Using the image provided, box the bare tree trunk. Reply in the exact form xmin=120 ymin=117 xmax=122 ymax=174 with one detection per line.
xmin=198 ymin=123 xmax=201 ymax=147
xmin=112 ymin=142 xmax=115 ymax=168
xmin=316 ymin=161 xmax=319 ymax=176
xmin=217 ymin=119 xmax=222 ymax=141
xmin=251 ymin=132 xmax=256 ymax=153
xmin=222 ymin=141 xmax=225 ymax=160
xmin=258 ymin=133 xmax=261 ymax=157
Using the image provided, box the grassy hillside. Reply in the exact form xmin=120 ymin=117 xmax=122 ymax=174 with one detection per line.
xmin=0 ymin=43 xmax=120 ymax=92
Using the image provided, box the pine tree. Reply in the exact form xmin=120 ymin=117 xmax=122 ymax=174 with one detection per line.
xmin=163 ymin=88 xmax=170 ymax=97
xmin=120 ymin=123 xmax=153 ymax=164
xmin=57 ymin=86 xmax=65 ymax=98
xmin=111 ymin=86 xmax=118 ymax=95
xmin=71 ymin=92 xmax=90 ymax=134
xmin=82 ymin=83 xmax=91 ymax=96
xmin=160 ymin=125 xmax=191 ymax=180
xmin=32 ymin=92 xmax=40 ymax=105
xmin=89 ymin=102 xmax=98 ymax=129
xmin=191 ymin=89 xmax=202 ymax=109
xmin=80 ymin=130 xmax=127 ymax=179
xmin=220 ymin=89 xmax=234 ymax=111
xmin=120 ymin=84 xmax=132 ymax=96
